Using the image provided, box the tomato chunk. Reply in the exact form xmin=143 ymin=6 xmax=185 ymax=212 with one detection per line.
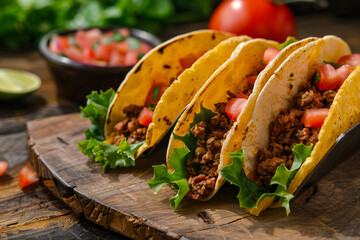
xmin=301 ymin=108 xmax=329 ymax=128
xmin=0 ymin=161 xmax=8 ymax=176
xmin=246 ymin=75 xmax=258 ymax=85
xmin=225 ymin=98 xmax=248 ymax=121
xmin=337 ymin=54 xmax=360 ymax=67
xmin=138 ymin=107 xmax=153 ymax=127
xmin=263 ymin=47 xmax=280 ymax=66
xmin=317 ymin=64 xmax=351 ymax=91
xmin=145 ymin=83 xmax=167 ymax=106
xmin=19 ymin=166 xmax=39 ymax=189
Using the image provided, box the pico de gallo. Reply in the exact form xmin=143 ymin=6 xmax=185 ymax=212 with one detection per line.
xmin=49 ymin=28 xmax=153 ymax=67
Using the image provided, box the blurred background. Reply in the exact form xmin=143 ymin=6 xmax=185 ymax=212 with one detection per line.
xmin=1 ymin=0 xmax=360 ymax=50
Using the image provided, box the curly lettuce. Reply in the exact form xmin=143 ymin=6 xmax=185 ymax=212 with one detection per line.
xmin=221 ymin=144 xmax=313 ymax=215
xmin=78 ymin=89 xmax=144 ymax=170
xmin=147 ymin=103 xmax=217 ymax=210
xmin=79 ymin=88 xmax=115 ymax=141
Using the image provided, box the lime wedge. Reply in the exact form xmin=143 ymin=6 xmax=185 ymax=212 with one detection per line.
xmin=0 ymin=69 xmax=41 ymax=100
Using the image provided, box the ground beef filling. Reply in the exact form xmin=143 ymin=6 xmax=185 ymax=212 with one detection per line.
xmin=186 ymin=89 xmax=252 ymax=200
xmin=256 ymin=80 xmax=337 ymax=186
xmin=111 ymin=105 xmax=147 ymax=145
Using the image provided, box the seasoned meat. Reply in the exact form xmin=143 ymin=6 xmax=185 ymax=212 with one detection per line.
xmin=186 ymin=90 xmax=249 ymax=199
xmin=111 ymin=105 xmax=147 ymax=145
xmin=256 ymin=79 xmax=336 ymax=186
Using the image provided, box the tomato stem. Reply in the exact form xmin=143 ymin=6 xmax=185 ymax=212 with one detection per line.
xmin=273 ymin=0 xmax=329 ymax=8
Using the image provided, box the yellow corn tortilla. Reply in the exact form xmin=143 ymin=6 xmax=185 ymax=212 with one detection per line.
xmin=104 ymin=30 xmax=246 ymax=159
xmin=167 ymin=38 xmax=305 ymax=201
xmin=167 ymin=37 xmax=322 ymax=202
xmin=238 ymin=36 xmax=359 ymax=216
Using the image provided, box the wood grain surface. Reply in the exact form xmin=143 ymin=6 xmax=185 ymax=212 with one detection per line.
xmin=27 ymin=113 xmax=360 ymax=239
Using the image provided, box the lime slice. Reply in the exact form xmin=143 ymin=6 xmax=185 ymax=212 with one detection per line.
xmin=0 ymin=69 xmax=41 ymax=100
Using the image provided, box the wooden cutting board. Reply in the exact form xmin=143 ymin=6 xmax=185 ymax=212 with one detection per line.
xmin=27 ymin=113 xmax=360 ymax=240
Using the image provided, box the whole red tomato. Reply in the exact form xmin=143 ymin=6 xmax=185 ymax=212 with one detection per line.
xmin=209 ymin=0 xmax=296 ymax=42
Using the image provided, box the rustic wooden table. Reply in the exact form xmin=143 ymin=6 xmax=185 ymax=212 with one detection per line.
xmin=1 ymin=14 xmax=360 ymax=239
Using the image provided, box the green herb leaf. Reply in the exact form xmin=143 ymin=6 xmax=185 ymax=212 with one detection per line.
xmin=190 ymin=102 xmax=217 ymax=129
xmin=260 ymin=60 xmax=265 ymax=66
xmin=103 ymin=31 xmax=125 ymax=44
xmin=221 ymin=144 xmax=313 ymax=215
xmin=277 ymin=37 xmax=298 ymax=50
xmin=147 ymin=147 xmax=190 ymax=210
xmin=127 ymin=36 xmax=140 ymax=49
xmin=148 ymin=103 xmax=217 ymax=209
xmin=173 ymin=102 xmax=217 ymax=153
xmin=78 ymin=138 xmax=144 ymax=171
xmin=137 ymin=53 xmax=145 ymax=60
xmin=315 ymin=71 xmax=321 ymax=84
xmin=152 ymin=85 xmax=160 ymax=102
xmin=323 ymin=61 xmax=343 ymax=68
xmin=92 ymin=42 xmax=100 ymax=50
xmin=79 ymin=89 xmax=115 ymax=141
xmin=147 ymin=102 xmax=156 ymax=110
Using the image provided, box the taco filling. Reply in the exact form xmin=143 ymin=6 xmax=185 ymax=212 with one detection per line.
xmin=256 ymin=56 xmax=358 ymax=186
xmin=186 ymin=84 xmax=255 ymax=199
xmin=185 ymin=46 xmax=284 ymax=199
xmin=109 ymin=82 xmax=167 ymax=145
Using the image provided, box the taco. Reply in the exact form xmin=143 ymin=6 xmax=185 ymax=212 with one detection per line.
xmin=78 ymin=30 xmax=250 ymax=169
xmin=148 ymin=37 xmax=319 ymax=209
xmin=221 ymin=35 xmax=360 ymax=216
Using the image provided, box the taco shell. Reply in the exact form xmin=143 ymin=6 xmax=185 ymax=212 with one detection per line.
xmin=105 ymin=30 xmax=251 ymax=159
xmin=238 ymin=36 xmax=359 ymax=215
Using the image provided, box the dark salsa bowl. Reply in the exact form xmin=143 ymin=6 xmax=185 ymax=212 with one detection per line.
xmin=39 ymin=27 xmax=161 ymax=105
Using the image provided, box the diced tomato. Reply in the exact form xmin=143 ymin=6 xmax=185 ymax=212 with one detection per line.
xmin=109 ymin=50 xmax=125 ymax=66
xmin=124 ymin=51 xmax=138 ymax=66
xmin=19 ymin=166 xmax=39 ymax=189
xmin=49 ymin=36 xmax=69 ymax=54
xmin=301 ymin=108 xmax=329 ymax=128
xmin=81 ymin=47 xmax=96 ymax=64
xmin=337 ymin=54 xmax=360 ymax=67
xmin=64 ymin=46 xmax=83 ymax=62
xmin=138 ymin=107 xmax=153 ymax=127
xmin=75 ymin=30 xmax=91 ymax=49
xmin=225 ymin=98 xmax=248 ymax=121
xmin=263 ymin=47 xmax=280 ymax=66
xmin=49 ymin=28 xmax=152 ymax=66
xmin=112 ymin=41 xmax=129 ymax=55
xmin=246 ymin=75 xmax=258 ymax=85
xmin=85 ymin=28 xmax=102 ymax=45
xmin=139 ymin=42 xmax=152 ymax=53
xmin=0 ymin=161 xmax=8 ymax=176
xmin=236 ymin=92 xmax=249 ymax=99
xmin=95 ymin=44 xmax=112 ymax=62
xmin=119 ymin=28 xmax=130 ymax=37
xmin=92 ymin=60 xmax=107 ymax=66
xmin=317 ymin=64 xmax=351 ymax=91
xmin=145 ymin=83 xmax=167 ymax=105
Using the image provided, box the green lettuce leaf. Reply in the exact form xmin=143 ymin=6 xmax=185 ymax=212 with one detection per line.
xmin=173 ymin=102 xmax=217 ymax=153
xmin=148 ymin=103 xmax=217 ymax=209
xmin=221 ymin=149 xmax=268 ymax=209
xmin=79 ymin=89 xmax=115 ymax=141
xmin=221 ymin=143 xmax=313 ymax=215
xmin=78 ymin=138 xmax=144 ymax=171
xmin=147 ymin=147 xmax=190 ymax=210
xmin=277 ymin=37 xmax=298 ymax=50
